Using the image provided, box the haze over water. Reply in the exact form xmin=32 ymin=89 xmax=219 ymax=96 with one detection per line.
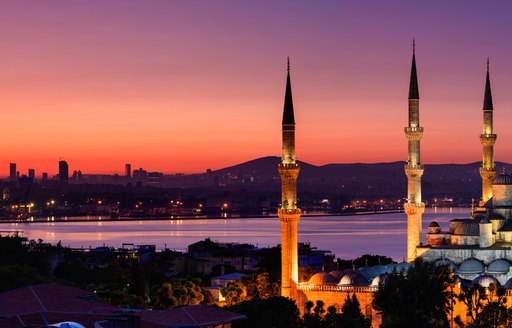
xmin=4 ymin=208 xmax=468 ymax=261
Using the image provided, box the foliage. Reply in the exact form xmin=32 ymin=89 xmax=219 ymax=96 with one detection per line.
xmin=339 ymin=294 xmax=371 ymax=328
xmin=226 ymin=296 xmax=302 ymax=328
xmin=455 ymin=284 xmax=512 ymax=328
xmin=150 ymin=278 xmax=206 ymax=309
xmin=372 ymin=258 xmax=453 ymax=328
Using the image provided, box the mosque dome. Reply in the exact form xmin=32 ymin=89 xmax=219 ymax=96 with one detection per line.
xmin=308 ymin=272 xmax=338 ymax=285
xmin=487 ymin=259 xmax=511 ymax=274
xmin=329 ymin=269 xmax=353 ymax=280
xmin=434 ymin=258 xmax=456 ymax=270
xmin=494 ymin=171 xmax=512 ymax=185
xmin=338 ymin=271 xmax=369 ymax=286
xmin=357 ymin=266 xmax=379 ymax=280
xmin=473 ymin=274 xmax=500 ymax=288
xmin=504 ymin=277 xmax=512 ymax=289
xmin=370 ymin=273 xmax=390 ymax=287
xmin=429 ymin=221 xmax=440 ymax=227
xmin=456 ymin=258 xmax=484 ymax=274
xmin=452 ymin=221 xmax=479 ymax=236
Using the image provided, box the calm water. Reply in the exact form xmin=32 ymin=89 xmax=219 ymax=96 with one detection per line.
xmin=1 ymin=208 xmax=470 ymax=261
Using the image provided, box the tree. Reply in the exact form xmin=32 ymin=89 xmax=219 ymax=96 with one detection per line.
xmin=455 ymin=284 xmax=512 ymax=328
xmin=340 ymin=294 xmax=371 ymax=328
xmin=221 ymin=280 xmax=247 ymax=306
xmin=372 ymin=258 xmax=453 ymax=328
xmin=226 ymin=296 xmax=302 ymax=328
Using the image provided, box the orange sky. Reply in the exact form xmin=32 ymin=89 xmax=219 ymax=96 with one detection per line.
xmin=1 ymin=1 xmax=512 ymax=177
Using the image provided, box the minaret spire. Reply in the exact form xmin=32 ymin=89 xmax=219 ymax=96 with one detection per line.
xmin=283 ymin=57 xmax=295 ymax=125
xmin=409 ymin=40 xmax=419 ymax=100
xmin=278 ymin=58 xmax=301 ymax=299
xmin=404 ymin=41 xmax=425 ymax=262
xmin=480 ymin=58 xmax=497 ymax=204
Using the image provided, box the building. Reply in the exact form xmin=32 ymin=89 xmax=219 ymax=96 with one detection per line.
xmin=278 ymin=47 xmax=512 ymax=327
xmin=417 ymin=59 xmax=512 ymax=288
xmin=28 ymin=169 xmax=35 ymax=179
xmin=125 ymin=163 xmax=131 ymax=178
xmin=9 ymin=163 xmax=16 ymax=180
xmin=59 ymin=160 xmax=69 ymax=183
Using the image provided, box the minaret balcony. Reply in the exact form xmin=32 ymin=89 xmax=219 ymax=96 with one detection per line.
xmin=480 ymin=134 xmax=496 ymax=146
xmin=279 ymin=163 xmax=300 ymax=169
xmin=405 ymin=126 xmax=423 ymax=133
xmin=404 ymin=127 xmax=423 ymax=140
xmin=278 ymin=208 xmax=301 ymax=222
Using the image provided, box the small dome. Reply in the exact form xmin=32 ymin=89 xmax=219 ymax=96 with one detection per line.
xmin=357 ymin=266 xmax=379 ymax=280
xmin=494 ymin=171 xmax=512 ymax=185
xmin=504 ymin=277 xmax=512 ymax=289
xmin=488 ymin=259 xmax=511 ymax=274
xmin=473 ymin=274 xmax=500 ymax=288
xmin=434 ymin=258 xmax=456 ymax=270
xmin=329 ymin=269 xmax=352 ymax=280
xmin=308 ymin=272 xmax=338 ymax=285
xmin=429 ymin=221 xmax=440 ymax=227
xmin=370 ymin=273 xmax=390 ymax=287
xmin=456 ymin=258 xmax=484 ymax=274
xmin=338 ymin=271 xmax=369 ymax=286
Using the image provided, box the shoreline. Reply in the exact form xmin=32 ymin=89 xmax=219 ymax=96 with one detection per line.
xmin=0 ymin=209 xmax=404 ymax=224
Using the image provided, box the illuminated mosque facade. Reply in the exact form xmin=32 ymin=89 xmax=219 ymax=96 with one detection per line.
xmin=277 ymin=45 xmax=512 ymax=325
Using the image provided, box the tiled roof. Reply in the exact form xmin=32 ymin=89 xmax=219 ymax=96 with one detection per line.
xmin=139 ymin=305 xmax=246 ymax=327
xmin=0 ymin=284 xmax=246 ymax=328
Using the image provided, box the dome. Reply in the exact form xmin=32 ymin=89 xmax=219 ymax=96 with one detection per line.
xmin=308 ymin=272 xmax=338 ymax=285
xmin=338 ymin=271 xmax=369 ymax=286
xmin=429 ymin=221 xmax=440 ymax=227
xmin=370 ymin=273 xmax=390 ymax=287
xmin=488 ymin=259 xmax=511 ymax=274
xmin=329 ymin=269 xmax=353 ymax=280
xmin=452 ymin=221 xmax=479 ymax=236
xmin=494 ymin=171 xmax=512 ymax=185
xmin=504 ymin=277 xmax=512 ymax=289
xmin=473 ymin=274 xmax=500 ymax=288
xmin=48 ymin=322 xmax=86 ymax=328
xmin=357 ymin=266 xmax=379 ymax=279
xmin=456 ymin=258 xmax=484 ymax=274
xmin=434 ymin=258 xmax=456 ymax=270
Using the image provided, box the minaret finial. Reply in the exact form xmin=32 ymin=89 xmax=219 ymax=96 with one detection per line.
xmin=487 ymin=57 xmax=490 ymax=71
xmin=413 ymin=39 xmax=416 ymax=54
xmin=287 ymin=56 xmax=290 ymax=72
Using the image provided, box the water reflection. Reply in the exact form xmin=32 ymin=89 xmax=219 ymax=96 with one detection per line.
xmin=0 ymin=208 xmax=470 ymax=261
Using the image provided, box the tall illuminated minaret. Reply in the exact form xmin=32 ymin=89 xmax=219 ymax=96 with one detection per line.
xmin=404 ymin=41 xmax=425 ymax=262
xmin=479 ymin=58 xmax=496 ymax=205
xmin=278 ymin=57 xmax=301 ymax=299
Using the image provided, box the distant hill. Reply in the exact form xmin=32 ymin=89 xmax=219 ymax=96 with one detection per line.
xmin=205 ymin=156 xmax=507 ymax=202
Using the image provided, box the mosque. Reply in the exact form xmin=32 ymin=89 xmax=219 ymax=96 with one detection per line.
xmin=276 ymin=45 xmax=512 ymax=325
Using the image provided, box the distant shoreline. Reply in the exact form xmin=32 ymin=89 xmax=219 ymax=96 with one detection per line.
xmin=0 ymin=209 xmax=404 ymax=224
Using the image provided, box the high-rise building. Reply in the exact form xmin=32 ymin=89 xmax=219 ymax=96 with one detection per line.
xmin=28 ymin=169 xmax=35 ymax=179
xmin=278 ymin=58 xmax=301 ymax=299
xmin=42 ymin=172 xmax=48 ymax=181
xmin=9 ymin=163 xmax=16 ymax=180
xmin=125 ymin=164 xmax=132 ymax=178
xmin=59 ymin=160 xmax=69 ymax=183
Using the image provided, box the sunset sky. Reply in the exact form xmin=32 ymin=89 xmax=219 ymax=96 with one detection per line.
xmin=1 ymin=1 xmax=512 ymax=176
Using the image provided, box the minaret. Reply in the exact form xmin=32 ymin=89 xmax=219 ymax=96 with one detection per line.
xmin=278 ymin=57 xmax=301 ymax=299
xmin=479 ymin=58 xmax=496 ymax=205
xmin=404 ymin=40 xmax=425 ymax=262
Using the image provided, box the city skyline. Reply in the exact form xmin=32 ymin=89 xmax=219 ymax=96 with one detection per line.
xmin=1 ymin=1 xmax=512 ymax=176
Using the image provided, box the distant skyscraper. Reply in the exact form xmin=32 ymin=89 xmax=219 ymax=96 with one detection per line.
xmin=28 ymin=169 xmax=35 ymax=179
xmin=9 ymin=163 xmax=16 ymax=180
xmin=42 ymin=172 xmax=48 ymax=181
xmin=59 ymin=160 xmax=69 ymax=183
xmin=125 ymin=164 xmax=131 ymax=178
